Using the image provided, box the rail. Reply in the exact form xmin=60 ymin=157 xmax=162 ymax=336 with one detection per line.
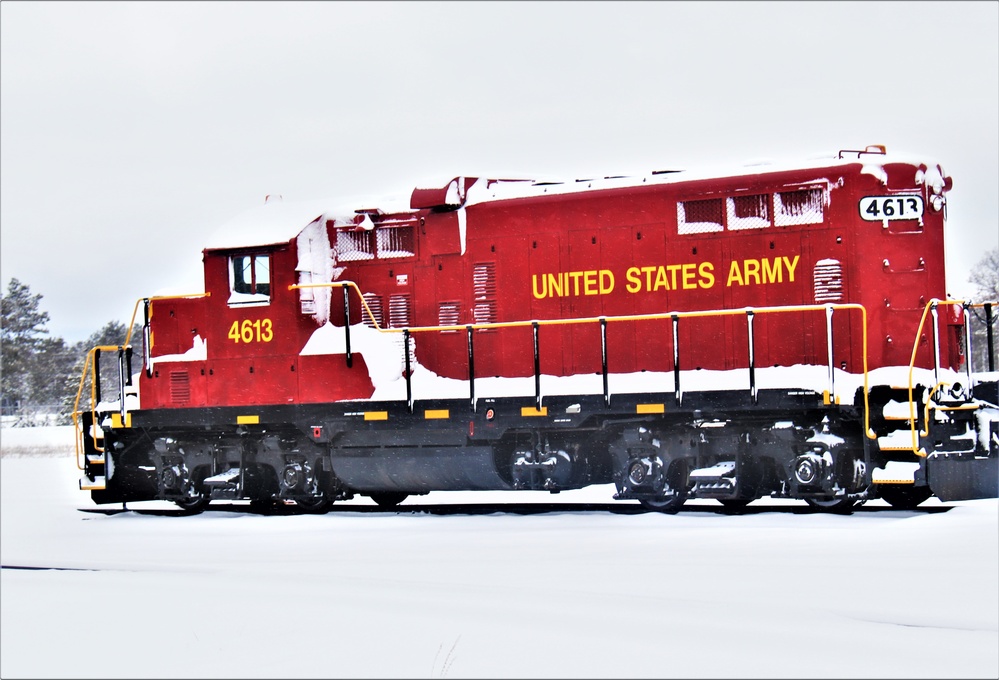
xmin=905 ymin=298 xmax=998 ymax=457
xmin=291 ymin=282 xmax=872 ymax=434
xmin=72 ymin=292 xmax=210 ymax=470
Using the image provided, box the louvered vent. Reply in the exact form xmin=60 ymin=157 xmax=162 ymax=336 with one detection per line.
xmin=726 ymin=194 xmax=770 ymax=230
xmin=813 ymin=259 xmax=844 ymax=303
xmin=473 ymin=301 xmax=496 ymax=327
xmin=438 ymin=301 xmax=460 ymax=332
xmin=375 ymin=226 xmax=415 ymax=259
xmin=775 ymin=188 xmax=825 ymax=226
xmin=677 ymin=198 xmax=724 ymax=234
xmin=169 ymin=370 xmax=191 ymax=405
xmin=472 ymin=262 xmax=497 ymax=328
xmin=361 ymin=293 xmax=383 ymax=328
xmin=388 ymin=294 xmax=410 ymax=328
xmin=335 ymin=229 xmax=375 ymax=261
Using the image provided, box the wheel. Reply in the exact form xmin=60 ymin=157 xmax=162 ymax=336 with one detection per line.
xmin=805 ymin=497 xmax=857 ymax=513
xmin=174 ymin=491 xmax=211 ymax=514
xmin=879 ymin=485 xmax=932 ymax=510
xmin=370 ymin=492 xmax=409 ymax=508
xmin=638 ymin=495 xmax=685 ymax=514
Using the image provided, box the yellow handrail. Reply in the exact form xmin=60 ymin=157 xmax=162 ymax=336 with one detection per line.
xmin=72 ymin=345 xmax=119 ymax=469
xmin=291 ymin=282 xmax=872 ymax=435
xmin=121 ymin=292 xmax=212 ymax=348
xmin=72 ymin=292 xmax=210 ymax=471
xmin=905 ymin=299 xmax=997 ymax=457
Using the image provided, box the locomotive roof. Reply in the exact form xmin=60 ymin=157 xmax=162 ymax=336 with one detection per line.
xmin=202 ymin=148 xmax=947 ymax=252
xmin=202 ymin=192 xmax=412 ymax=252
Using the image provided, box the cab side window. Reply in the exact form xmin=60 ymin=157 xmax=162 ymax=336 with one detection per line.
xmin=229 ymin=254 xmax=271 ymax=306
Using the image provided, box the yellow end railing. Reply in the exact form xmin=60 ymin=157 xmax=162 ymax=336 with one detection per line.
xmin=72 ymin=293 xmax=209 ymax=471
xmin=905 ymin=298 xmax=998 ymax=457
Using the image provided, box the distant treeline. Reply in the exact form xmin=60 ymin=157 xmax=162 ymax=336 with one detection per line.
xmin=1 ymin=278 xmax=138 ymax=427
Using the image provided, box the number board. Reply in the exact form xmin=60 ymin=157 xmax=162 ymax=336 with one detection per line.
xmin=228 ymin=318 xmax=274 ymax=344
xmin=859 ymin=195 xmax=924 ymax=221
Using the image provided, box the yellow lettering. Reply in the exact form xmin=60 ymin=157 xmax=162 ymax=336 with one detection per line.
xmin=584 ymin=270 xmax=598 ymax=295
xmin=229 ymin=318 xmax=274 ymax=343
xmin=625 ymin=267 xmax=642 ymax=293
xmin=783 ymin=255 xmax=800 ymax=282
xmin=682 ymin=263 xmax=697 ymax=290
xmin=727 ymin=260 xmax=744 ymax=286
xmin=532 ymin=274 xmax=547 ymax=299
xmin=762 ymin=257 xmax=782 ymax=284
xmin=653 ymin=266 xmax=669 ymax=291
xmin=599 ymin=269 xmax=615 ymax=294
xmin=744 ymin=259 xmax=760 ymax=285
xmin=547 ymin=272 xmax=563 ymax=298
xmin=667 ymin=264 xmax=681 ymax=289
xmin=641 ymin=266 xmax=656 ymax=291
xmin=569 ymin=271 xmax=583 ymax=296
xmin=698 ymin=262 xmax=715 ymax=288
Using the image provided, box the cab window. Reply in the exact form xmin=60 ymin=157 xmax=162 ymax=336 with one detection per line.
xmin=229 ymin=254 xmax=271 ymax=306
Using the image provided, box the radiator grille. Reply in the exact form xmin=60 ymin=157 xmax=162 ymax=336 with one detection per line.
xmin=438 ymin=301 xmax=460 ymax=332
xmin=472 ymin=262 xmax=497 ymax=327
xmin=361 ymin=293 xmax=383 ymax=328
xmin=813 ymin=259 xmax=844 ymax=303
xmin=388 ymin=294 xmax=410 ymax=328
xmin=169 ymin=370 xmax=190 ymax=405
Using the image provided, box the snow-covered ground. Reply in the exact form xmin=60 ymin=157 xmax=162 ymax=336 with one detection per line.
xmin=1 ymin=426 xmax=997 ymax=679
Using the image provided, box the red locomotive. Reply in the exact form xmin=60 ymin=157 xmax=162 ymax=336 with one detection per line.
xmin=74 ymin=145 xmax=998 ymax=512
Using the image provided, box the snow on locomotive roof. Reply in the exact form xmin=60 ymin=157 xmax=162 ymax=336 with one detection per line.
xmin=201 ymin=147 xmax=944 ymax=251
xmin=202 ymin=192 xmax=412 ymax=251
xmin=463 ymin=148 xmax=946 ymax=207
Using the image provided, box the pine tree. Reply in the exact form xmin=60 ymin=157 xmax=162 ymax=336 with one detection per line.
xmin=1 ymin=278 xmax=52 ymax=422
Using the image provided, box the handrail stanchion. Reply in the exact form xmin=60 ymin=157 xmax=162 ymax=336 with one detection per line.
xmin=532 ymin=321 xmax=541 ymax=411
xmin=342 ymin=285 xmax=353 ymax=368
xmin=746 ymin=309 xmax=757 ymax=403
xmin=94 ymin=349 xmax=102 ymax=406
xmin=962 ymin=301 xmax=974 ymax=390
xmin=986 ymin=302 xmax=995 ymax=372
xmin=671 ymin=313 xmax=681 ymax=406
xmin=117 ymin=347 xmax=127 ymax=422
xmin=73 ymin=350 xmax=96 ymax=469
xmin=142 ymin=298 xmax=152 ymax=378
xmin=466 ymin=325 xmax=476 ymax=413
xmin=403 ymin=329 xmax=413 ymax=413
xmin=930 ymin=301 xmax=941 ymax=386
xmin=825 ymin=305 xmax=835 ymax=401
xmin=600 ymin=317 xmax=610 ymax=407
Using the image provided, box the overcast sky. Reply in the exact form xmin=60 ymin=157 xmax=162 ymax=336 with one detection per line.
xmin=2 ymin=1 xmax=997 ymax=343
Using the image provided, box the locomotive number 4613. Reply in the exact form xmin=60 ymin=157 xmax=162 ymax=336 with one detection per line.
xmin=859 ymin=195 xmax=924 ymax=221
xmin=228 ymin=318 xmax=274 ymax=343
